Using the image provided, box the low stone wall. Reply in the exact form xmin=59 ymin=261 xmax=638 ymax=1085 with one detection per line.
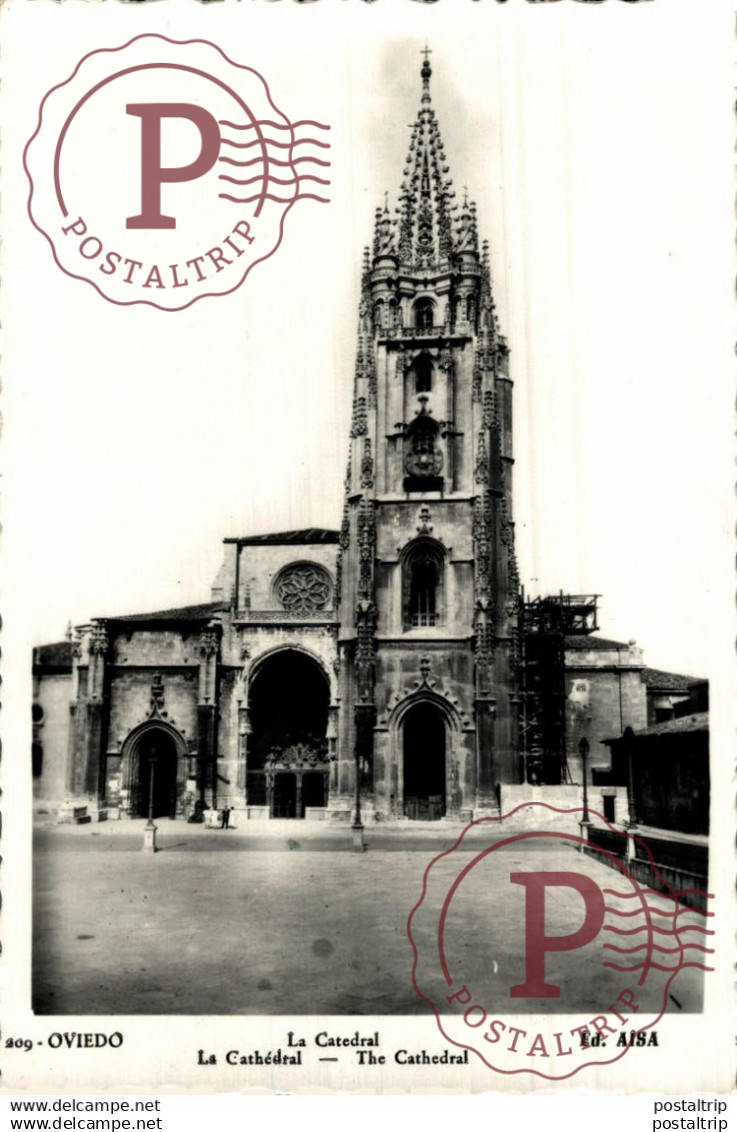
xmin=497 ymin=784 xmax=628 ymax=833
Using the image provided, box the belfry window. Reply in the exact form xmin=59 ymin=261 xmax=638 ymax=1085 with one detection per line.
xmin=413 ymin=353 xmax=433 ymax=393
xmin=414 ymin=298 xmax=434 ymax=330
xmin=404 ymin=541 xmax=444 ymax=628
xmin=466 ymin=295 xmax=477 ymax=324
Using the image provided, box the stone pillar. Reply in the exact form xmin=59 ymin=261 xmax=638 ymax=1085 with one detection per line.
xmin=197 ymin=623 xmax=221 ymax=807
xmin=295 ymin=772 xmax=303 ymax=819
xmin=390 ymin=740 xmax=400 ymax=819
xmin=74 ymin=622 xmax=109 ymax=806
xmin=237 ymin=705 xmax=250 ymax=798
xmin=354 ymin=703 xmax=376 ymax=796
xmin=372 ymin=726 xmax=390 ymax=818
xmin=327 ymin=704 xmax=339 ymax=799
xmin=625 ymin=730 xmax=638 ymax=828
xmin=447 ymin=748 xmax=462 ymax=819
xmin=492 ymin=644 xmax=521 ymax=785
xmin=474 ymin=696 xmax=497 ymax=816
xmin=329 ymin=648 xmax=356 ymax=819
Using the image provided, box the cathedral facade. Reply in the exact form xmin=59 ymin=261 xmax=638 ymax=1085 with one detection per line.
xmin=33 ymin=58 xmax=690 ymax=826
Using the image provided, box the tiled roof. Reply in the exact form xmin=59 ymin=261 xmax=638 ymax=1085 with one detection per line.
xmin=111 ymin=601 xmax=229 ymax=624
xmin=604 ymin=712 xmax=709 ymax=745
xmin=633 ymin=712 xmax=709 ymax=738
xmin=641 ymin=666 xmax=700 ymax=693
xmin=225 ymin=528 xmax=340 ymax=546
xmin=564 ymin=635 xmax=631 ymax=651
xmin=33 ymin=640 xmax=73 ymax=670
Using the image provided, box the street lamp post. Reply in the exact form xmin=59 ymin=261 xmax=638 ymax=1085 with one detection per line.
xmin=352 ymin=749 xmax=365 ymax=852
xmin=578 ymin=737 xmax=590 ymax=851
xmin=142 ymin=750 xmax=158 ymax=854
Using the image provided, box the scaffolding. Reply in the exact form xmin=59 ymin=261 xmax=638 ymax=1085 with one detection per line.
xmin=518 ymin=592 xmax=599 ymax=785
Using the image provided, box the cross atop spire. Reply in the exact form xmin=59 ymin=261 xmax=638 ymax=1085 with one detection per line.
xmin=421 ymin=45 xmax=432 ymax=104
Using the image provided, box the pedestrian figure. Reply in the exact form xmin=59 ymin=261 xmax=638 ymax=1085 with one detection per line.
xmin=220 ymin=806 xmax=230 ymax=829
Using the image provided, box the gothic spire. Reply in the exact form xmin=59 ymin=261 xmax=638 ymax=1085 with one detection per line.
xmin=393 ymin=48 xmax=459 ymax=269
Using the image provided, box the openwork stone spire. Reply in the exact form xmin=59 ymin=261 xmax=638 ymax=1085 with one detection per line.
xmin=395 ymin=50 xmax=459 ymax=269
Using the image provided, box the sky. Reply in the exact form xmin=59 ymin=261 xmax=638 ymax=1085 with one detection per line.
xmin=3 ymin=0 xmax=733 ymax=682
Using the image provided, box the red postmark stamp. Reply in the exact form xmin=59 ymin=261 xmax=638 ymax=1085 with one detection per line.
xmin=408 ymin=805 xmax=714 ymax=1080
xmin=24 ymin=34 xmax=331 ymax=311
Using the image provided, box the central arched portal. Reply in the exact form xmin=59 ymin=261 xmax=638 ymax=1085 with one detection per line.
xmin=248 ymin=650 xmax=330 ymax=818
xmin=403 ymin=702 xmax=446 ymax=820
xmin=134 ymin=730 xmax=179 ymax=819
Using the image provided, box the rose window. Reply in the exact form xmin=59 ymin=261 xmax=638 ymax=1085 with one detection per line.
xmin=276 ymin=565 xmax=332 ymax=613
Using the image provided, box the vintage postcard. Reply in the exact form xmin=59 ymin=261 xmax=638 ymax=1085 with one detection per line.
xmin=0 ymin=0 xmax=734 ymax=1097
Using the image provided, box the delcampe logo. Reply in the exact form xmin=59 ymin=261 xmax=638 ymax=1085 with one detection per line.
xmin=24 ymin=34 xmax=331 ymax=311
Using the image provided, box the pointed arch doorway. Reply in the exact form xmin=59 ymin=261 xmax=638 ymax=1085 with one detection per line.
xmin=134 ymin=729 xmax=179 ymax=819
xmin=402 ymin=702 xmax=446 ymax=820
xmin=247 ymin=649 xmax=330 ymax=818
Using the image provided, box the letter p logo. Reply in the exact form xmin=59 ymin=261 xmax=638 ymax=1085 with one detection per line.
xmin=509 ymin=871 xmax=605 ymax=998
xmin=126 ymin=103 xmax=221 ymax=230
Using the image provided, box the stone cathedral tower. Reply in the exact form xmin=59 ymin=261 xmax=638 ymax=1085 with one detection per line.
xmin=333 ymin=54 xmax=521 ymax=822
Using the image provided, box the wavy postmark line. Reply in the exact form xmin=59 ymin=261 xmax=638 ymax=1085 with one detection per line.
xmin=604 ymin=923 xmax=713 ymax=936
xmin=604 ymin=904 xmax=681 ymax=918
xmin=219 ymin=155 xmax=330 ymax=169
xmin=604 ymin=888 xmax=668 ymax=899
xmin=604 ymin=888 xmax=715 ymax=901
xmin=219 ymin=174 xmax=331 ymax=187
xmin=603 ymin=961 xmax=714 ymax=974
xmin=407 ymin=803 xmax=709 ymax=1081
xmin=24 ymin=33 xmax=329 ymax=312
xmin=219 ymin=117 xmax=330 ymax=131
xmin=603 ymin=941 xmax=713 ymax=954
xmin=220 ymin=136 xmax=330 ymax=151
xmin=218 ymin=192 xmax=330 ymax=205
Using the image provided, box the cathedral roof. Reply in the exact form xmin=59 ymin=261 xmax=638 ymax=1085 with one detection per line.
xmin=564 ymin=635 xmax=635 ymax=652
xmin=604 ymin=712 xmax=709 ymax=745
xmin=634 ymin=711 xmax=709 ymax=737
xmin=110 ymin=601 xmax=230 ymax=624
xmin=225 ymin=528 xmax=340 ymax=546
xmin=640 ymin=666 xmax=700 ymax=693
xmin=33 ymin=640 xmax=73 ymax=671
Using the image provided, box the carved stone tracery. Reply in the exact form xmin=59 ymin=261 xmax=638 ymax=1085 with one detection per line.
xmin=276 ymin=565 xmax=332 ymax=614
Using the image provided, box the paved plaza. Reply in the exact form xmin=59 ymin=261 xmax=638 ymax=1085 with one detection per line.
xmin=33 ymin=821 xmax=707 ymax=1017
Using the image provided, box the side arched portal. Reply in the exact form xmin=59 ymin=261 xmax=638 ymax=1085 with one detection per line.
xmin=125 ymin=726 xmax=182 ymax=819
xmin=402 ymin=701 xmax=447 ymax=820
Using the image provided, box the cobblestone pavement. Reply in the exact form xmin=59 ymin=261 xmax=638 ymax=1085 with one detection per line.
xmin=33 ymin=823 xmax=707 ymax=1017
